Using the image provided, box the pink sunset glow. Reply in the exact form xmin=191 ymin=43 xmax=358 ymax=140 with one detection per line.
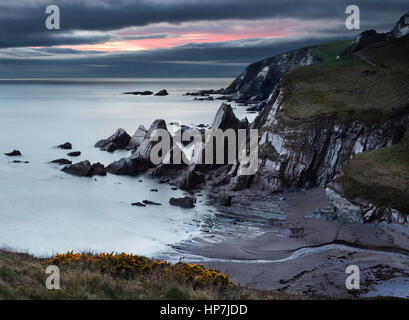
xmin=57 ymin=19 xmax=300 ymax=52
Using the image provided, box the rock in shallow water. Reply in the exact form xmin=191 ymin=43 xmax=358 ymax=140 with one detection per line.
xmin=4 ymin=150 xmax=22 ymax=156
xmin=61 ymin=161 xmax=107 ymax=177
xmin=95 ymin=128 xmax=131 ymax=150
xmin=154 ymin=89 xmax=169 ymax=96
xmin=169 ymin=196 xmax=195 ymax=208
xmin=49 ymin=158 xmax=72 ymax=165
xmin=142 ymin=200 xmax=161 ymax=206
xmin=58 ymin=142 xmax=72 ymax=150
xmin=101 ymin=142 xmax=117 ymax=153
xmin=67 ymin=151 xmax=81 ymax=157
xmin=131 ymin=202 xmax=146 ymax=207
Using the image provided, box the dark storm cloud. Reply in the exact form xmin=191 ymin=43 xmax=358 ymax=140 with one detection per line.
xmin=0 ymin=0 xmax=408 ymax=48
xmin=0 ymin=34 xmax=350 ymax=78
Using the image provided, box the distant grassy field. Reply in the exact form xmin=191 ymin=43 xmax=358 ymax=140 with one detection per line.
xmin=340 ymin=130 xmax=409 ymax=213
xmin=279 ymin=36 xmax=409 ymax=122
xmin=312 ymin=40 xmax=352 ymax=63
xmin=0 ymin=250 xmax=298 ymax=300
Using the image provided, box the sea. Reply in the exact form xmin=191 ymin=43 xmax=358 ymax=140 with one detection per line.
xmin=0 ymin=78 xmax=255 ymax=258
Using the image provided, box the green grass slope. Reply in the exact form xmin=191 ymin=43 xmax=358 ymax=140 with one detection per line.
xmin=340 ymin=130 xmax=409 ymax=213
xmin=279 ymin=35 xmax=409 ymax=122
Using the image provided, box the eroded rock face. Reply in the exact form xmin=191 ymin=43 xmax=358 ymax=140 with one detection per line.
xmin=326 ymin=182 xmax=408 ymax=224
xmin=95 ymin=128 xmax=131 ymax=150
xmin=222 ymin=47 xmax=317 ymax=102
xmin=127 ymin=125 xmax=147 ymax=150
xmin=390 ymin=12 xmax=409 ymax=39
xmin=230 ymin=87 xmax=409 ymax=193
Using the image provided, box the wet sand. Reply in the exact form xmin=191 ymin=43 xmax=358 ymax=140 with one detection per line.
xmin=174 ymin=188 xmax=409 ymax=298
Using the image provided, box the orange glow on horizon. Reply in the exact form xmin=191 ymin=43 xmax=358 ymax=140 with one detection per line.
xmin=57 ymin=32 xmax=291 ymax=52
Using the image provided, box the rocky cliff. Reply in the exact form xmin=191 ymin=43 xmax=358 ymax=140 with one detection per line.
xmin=324 ymin=128 xmax=409 ymax=224
xmin=229 ymin=24 xmax=409 ymax=200
xmin=222 ymin=46 xmax=318 ymax=102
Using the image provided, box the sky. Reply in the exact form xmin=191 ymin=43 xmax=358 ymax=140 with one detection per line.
xmin=0 ymin=0 xmax=408 ymax=78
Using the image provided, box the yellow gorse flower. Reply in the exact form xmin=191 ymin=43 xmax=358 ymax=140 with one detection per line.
xmin=44 ymin=252 xmax=233 ymax=288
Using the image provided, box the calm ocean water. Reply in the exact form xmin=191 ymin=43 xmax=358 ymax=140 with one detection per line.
xmin=0 ymin=78 xmax=255 ymax=258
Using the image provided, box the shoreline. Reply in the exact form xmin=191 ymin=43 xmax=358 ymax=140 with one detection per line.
xmin=170 ymin=187 xmax=409 ymax=298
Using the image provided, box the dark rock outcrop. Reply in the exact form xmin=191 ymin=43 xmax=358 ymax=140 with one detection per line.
xmin=154 ymin=89 xmax=169 ymax=96
xmin=211 ymin=103 xmax=247 ymax=131
xmin=4 ymin=150 xmax=21 ymax=156
xmin=340 ymin=12 xmax=409 ymax=57
xmin=132 ymin=202 xmax=146 ymax=207
xmin=61 ymin=161 xmax=106 ymax=177
xmin=107 ymin=120 xmax=169 ymax=175
xmin=390 ymin=12 xmax=409 ymax=39
xmin=49 ymin=158 xmax=72 ymax=165
xmin=67 ymin=151 xmax=81 ymax=157
xmin=90 ymin=163 xmax=107 ymax=176
xmin=58 ymin=142 xmax=72 ymax=150
xmin=101 ymin=142 xmax=117 ymax=153
xmin=95 ymin=128 xmax=131 ymax=150
xmin=169 ymin=196 xmax=195 ymax=208
xmin=62 ymin=161 xmax=92 ymax=176
xmin=326 ymin=181 xmax=408 ymax=224
xmin=142 ymin=200 xmax=161 ymax=206
xmin=123 ymin=91 xmax=153 ymax=95
xmin=175 ymin=165 xmax=206 ymax=190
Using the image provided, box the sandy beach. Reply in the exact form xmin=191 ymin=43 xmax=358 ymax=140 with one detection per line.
xmin=174 ymin=188 xmax=409 ymax=298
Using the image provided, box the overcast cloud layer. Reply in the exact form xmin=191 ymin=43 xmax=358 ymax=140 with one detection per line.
xmin=0 ymin=0 xmax=408 ymax=78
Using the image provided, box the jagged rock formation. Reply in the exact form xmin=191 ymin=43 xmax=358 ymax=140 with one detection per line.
xmin=106 ymin=120 xmax=169 ymax=175
xmin=340 ymin=12 xmax=409 ymax=57
xmin=222 ymin=46 xmax=317 ymax=102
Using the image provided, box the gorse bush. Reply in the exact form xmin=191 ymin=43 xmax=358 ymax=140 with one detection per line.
xmin=45 ymin=252 xmax=233 ymax=289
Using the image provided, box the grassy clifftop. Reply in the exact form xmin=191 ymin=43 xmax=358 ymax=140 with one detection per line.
xmin=279 ymin=35 xmax=409 ymax=122
xmin=340 ymin=130 xmax=409 ymax=213
xmin=0 ymin=250 xmax=296 ymax=300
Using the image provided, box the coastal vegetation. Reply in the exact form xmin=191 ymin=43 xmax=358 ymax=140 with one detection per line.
xmin=340 ymin=130 xmax=409 ymax=213
xmin=280 ymin=35 xmax=409 ymax=122
xmin=0 ymin=250 xmax=297 ymax=300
